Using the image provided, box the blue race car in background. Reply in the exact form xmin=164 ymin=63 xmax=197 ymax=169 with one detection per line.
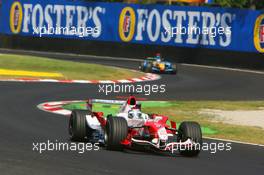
xmin=139 ymin=53 xmax=177 ymax=74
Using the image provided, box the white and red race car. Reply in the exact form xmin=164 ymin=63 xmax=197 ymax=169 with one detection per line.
xmin=68 ymin=96 xmax=202 ymax=157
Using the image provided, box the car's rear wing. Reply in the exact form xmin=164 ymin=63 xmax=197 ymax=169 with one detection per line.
xmin=86 ymin=98 xmax=142 ymax=111
xmin=146 ymin=57 xmax=156 ymax=61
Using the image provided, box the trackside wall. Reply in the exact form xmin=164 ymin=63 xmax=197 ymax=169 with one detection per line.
xmin=0 ymin=1 xmax=263 ymax=69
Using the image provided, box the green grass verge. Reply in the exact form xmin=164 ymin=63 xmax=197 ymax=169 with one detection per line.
xmin=62 ymin=101 xmax=264 ymax=145
xmin=143 ymin=101 xmax=264 ymax=145
xmin=0 ymin=54 xmax=144 ymax=80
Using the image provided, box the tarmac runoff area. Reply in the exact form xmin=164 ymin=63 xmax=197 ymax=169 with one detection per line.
xmin=200 ymin=109 xmax=264 ymax=129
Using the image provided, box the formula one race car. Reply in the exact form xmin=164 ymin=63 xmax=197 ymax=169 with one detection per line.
xmin=139 ymin=53 xmax=177 ymax=74
xmin=68 ymin=96 xmax=202 ymax=157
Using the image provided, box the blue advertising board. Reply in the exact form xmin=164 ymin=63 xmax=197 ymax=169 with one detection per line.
xmin=0 ymin=0 xmax=263 ymax=53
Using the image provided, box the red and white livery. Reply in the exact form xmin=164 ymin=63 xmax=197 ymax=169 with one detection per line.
xmin=68 ymin=96 xmax=202 ymax=157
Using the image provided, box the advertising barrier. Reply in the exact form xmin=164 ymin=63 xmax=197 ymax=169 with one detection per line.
xmin=0 ymin=0 xmax=263 ymax=53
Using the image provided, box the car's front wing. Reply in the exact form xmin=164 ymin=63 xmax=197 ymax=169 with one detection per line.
xmin=130 ymin=138 xmax=196 ymax=152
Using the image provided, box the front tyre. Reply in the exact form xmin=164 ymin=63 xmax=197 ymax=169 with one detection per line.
xmin=105 ymin=117 xmax=128 ymax=151
xmin=178 ymin=121 xmax=202 ymax=157
xmin=69 ymin=110 xmax=91 ymax=141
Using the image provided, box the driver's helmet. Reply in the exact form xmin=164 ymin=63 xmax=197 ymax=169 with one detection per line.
xmin=128 ymin=109 xmax=143 ymax=119
xmin=155 ymin=53 xmax=161 ymax=62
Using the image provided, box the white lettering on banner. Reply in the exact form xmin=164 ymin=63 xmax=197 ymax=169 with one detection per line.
xmin=135 ymin=9 xmax=147 ymax=41
xmin=45 ymin=4 xmax=53 ymax=29
xmin=21 ymin=3 xmax=104 ymax=38
xmin=220 ymin=13 xmax=232 ymax=47
xmin=54 ymin=5 xmax=64 ymax=28
xmin=129 ymin=9 xmax=233 ymax=47
xmin=147 ymin=9 xmax=161 ymax=42
xmin=201 ymin=12 xmax=215 ymax=46
xmin=32 ymin=4 xmax=44 ymax=31
xmin=77 ymin=6 xmax=88 ymax=29
xmin=22 ymin=4 xmax=32 ymax=33
xmin=161 ymin=9 xmax=172 ymax=43
xmin=65 ymin=5 xmax=75 ymax=31
xmin=15 ymin=2 xmax=234 ymax=47
xmin=92 ymin=7 xmax=103 ymax=38
xmin=186 ymin=11 xmax=200 ymax=44
xmin=174 ymin=11 xmax=186 ymax=44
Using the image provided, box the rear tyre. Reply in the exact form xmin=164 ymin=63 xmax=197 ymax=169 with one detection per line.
xmin=105 ymin=117 xmax=128 ymax=151
xmin=178 ymin=121 xmax=202 ymax=157
xmin=69 ymin=110 xmax=91 ymax=141
xmin=145 ymin=62 xmax=153 ymax=73
xmin=139 ymin=61 xmax=144 ymax=71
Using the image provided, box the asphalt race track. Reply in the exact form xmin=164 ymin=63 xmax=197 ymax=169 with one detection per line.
xmin=2 ymin=48 xmax=264 ymax=100
xmin=0 ymin=50 xmax=264 ymax=175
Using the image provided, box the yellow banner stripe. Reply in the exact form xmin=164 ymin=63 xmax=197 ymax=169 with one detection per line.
xmin=0 ymin=69 xmax=63 ymax=77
